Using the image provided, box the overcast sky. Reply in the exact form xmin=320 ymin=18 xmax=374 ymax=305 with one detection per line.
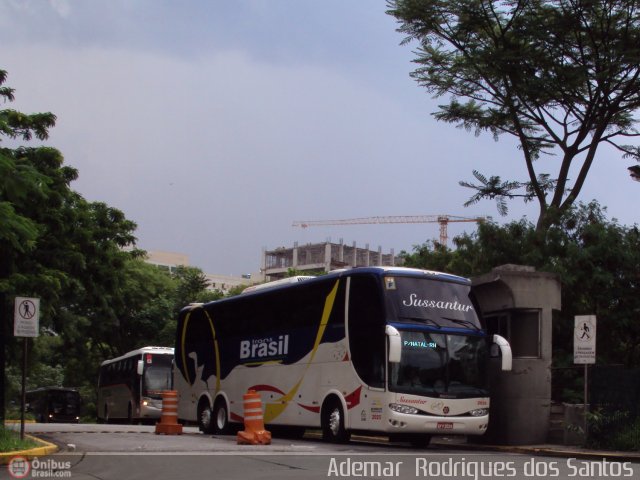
xmin=1 ymin=1 xmax=637 ymax=276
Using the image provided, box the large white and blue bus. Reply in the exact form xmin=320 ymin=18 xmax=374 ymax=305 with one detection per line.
xmin=97 ymin=346 xmax=174 ymax=423
xmin=174 ymin=267 xmax=511 ymax=446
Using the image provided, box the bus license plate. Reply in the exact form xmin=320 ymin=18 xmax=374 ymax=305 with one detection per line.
xmin=437 ymin=422 xmax=454 ymax=430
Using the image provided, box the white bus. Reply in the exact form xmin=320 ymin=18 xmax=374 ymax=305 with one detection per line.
xmin=174 ymin=267 xmax=511 ymax=446
xmin=97 ymin=346 xmax=174 ymax=423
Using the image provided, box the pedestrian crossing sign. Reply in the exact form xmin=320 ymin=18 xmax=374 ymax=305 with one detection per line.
xmin=574 ymin=315 xmax=596 ymax=364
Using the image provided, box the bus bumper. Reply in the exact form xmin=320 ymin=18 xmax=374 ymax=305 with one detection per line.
xmin=46 ymin=414 xmax=81 ymax=423
xmin=385 ymin=411 xmax=489 ymax=436
xmin=140 ymin=398 xmax=164 ymax=419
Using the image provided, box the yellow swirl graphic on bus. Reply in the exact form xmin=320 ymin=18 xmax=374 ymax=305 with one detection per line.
xmin=263 ymin=279 xmax=339 ymax=423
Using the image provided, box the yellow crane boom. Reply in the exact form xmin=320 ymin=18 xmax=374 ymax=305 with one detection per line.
xmin=292 ymin=215 xmax=488 ymax=246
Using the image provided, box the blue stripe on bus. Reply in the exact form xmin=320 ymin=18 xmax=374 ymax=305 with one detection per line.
xmin=387 ymin=322 xmax=488 ymax=337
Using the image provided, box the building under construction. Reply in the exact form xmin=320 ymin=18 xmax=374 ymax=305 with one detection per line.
xmin=262 ymin=240 xmax=401 ymax=280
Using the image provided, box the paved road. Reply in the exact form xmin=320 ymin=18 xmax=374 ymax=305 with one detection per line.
xmin=8 ymin=422 xmax=400 ymax=453
xmin=2 ymin=423 xmax=639 ymax=480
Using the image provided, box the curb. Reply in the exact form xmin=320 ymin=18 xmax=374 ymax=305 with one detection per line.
xmin=449 ymin=443 xmax=640 ymax=463
xmin=314 ymin=431 xmax=640 ymax=462
xmin=0 ymin=435 xmax=59 ymax=465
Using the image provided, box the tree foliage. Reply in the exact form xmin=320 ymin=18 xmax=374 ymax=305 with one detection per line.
xmin=171 ymin=265 xmax=223 ymax=313
xmin=401 ymin=202 xmax=640 ymax=367
xmin=0 ymin=70 xmax=228 ymax=416
xmin=388 ymin=0 xmax=640 ymax=229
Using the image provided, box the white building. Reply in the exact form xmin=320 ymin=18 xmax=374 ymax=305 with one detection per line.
xmin=144 ymin=250 xmax=254 ymax=295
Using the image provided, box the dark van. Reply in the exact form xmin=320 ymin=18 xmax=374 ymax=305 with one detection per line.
xmin=26 ymin=387 xmax=81 ymax=423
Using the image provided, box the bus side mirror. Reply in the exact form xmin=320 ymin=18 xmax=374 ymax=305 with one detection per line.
xmin=137 ymin=360 xmax=144 ymax=376
xmin=386 ymin=325 xmax=402 ymax=363
xmin=491 ymin=334 xmax=512 ymax=371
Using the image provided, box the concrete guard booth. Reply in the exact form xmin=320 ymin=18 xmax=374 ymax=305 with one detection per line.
xmin=472 ymin=265 xmax=561 ymax=445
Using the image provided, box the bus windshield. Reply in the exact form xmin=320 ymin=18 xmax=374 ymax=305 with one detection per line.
xmin=143 ymin=355 xmax=172 ymax=396
xmin=49 ymin=389 xmax=81 ymax=415
xmin=384 ymin=275 xmax=481 ymax=330
xmin=143 ymin=353 xmax=173 ymax=398
xmin=389 ymin=330 xmax=489 ymax=398
xmin=384 ymin=275 xmax=488 ymax=398
xmin=144 ymin=366 xmax=171 ymax=391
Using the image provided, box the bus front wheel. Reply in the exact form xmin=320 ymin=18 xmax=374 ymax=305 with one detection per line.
xmin=321 ymin=398 xmax=350 ymax=443
xmin=409 ymin=434 xmax=431 ymax=448
xmin=390 ymin=433 xmax=432 ymax=448
xmin=197 ymin=398 xmax=214 ymax=434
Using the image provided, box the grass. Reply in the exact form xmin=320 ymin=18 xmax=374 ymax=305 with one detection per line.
xmin=587 ymin=410 xmax=640 ymax=451
xmin=0 ymin=426 xmax=39 ymax=453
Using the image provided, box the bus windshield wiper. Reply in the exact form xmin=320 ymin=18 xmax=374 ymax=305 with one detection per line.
xmin=443 ymin=317 xmax=481 ymax=332
xmin=397 ymin=316 xmax=442 ymax=328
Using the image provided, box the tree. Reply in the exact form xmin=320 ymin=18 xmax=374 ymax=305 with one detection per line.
xmin=0 ymin=70 xmax=56 ymax=264
xmin=1 ymin=69 xmax=57 ymax=421
xmin=0 ymin=69 xmax=145 ymax=413
xmin=171 ymin=266 xmax=222 ymax=313
xmin=387 ymin=0 xmax=640 ymax=230
xmin=401 ymin=202 xmax=640 ymax=368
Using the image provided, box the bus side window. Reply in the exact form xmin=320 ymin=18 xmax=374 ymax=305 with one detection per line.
xmin=348 ymin=275 xmax=385 ymax=388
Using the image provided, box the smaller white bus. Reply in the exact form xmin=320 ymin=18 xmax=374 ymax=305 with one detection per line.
xmin=97 ymin=346 xmax=174 ymax=423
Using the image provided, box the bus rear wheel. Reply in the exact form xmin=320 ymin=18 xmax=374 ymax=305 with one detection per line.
xmin=212 ymin=399 xmax=230 ymax=435
xmin=322 ymin=398 xmax=350 ymax=443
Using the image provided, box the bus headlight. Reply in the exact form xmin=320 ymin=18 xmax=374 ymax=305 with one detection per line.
xmin=389 ymin=403 xmax=419 ymax=415
xmin=469 ymin=408 xmax=489 ymax=417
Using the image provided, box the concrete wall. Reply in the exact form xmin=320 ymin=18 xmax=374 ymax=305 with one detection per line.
xmin=473 ymin=265 xmax=561 ymax=445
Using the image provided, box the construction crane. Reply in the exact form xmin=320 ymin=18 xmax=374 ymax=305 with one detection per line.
xmin=292 ymin=215 xmax=489 ymax=246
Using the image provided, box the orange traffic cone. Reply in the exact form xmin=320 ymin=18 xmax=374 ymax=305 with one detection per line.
xmin=237 ymin=390 xmax=271 ymax=445
xmin=155 ymin=390 xmax=183 ymax=435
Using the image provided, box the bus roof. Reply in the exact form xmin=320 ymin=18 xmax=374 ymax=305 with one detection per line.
xmin=26 ymin=386 xmax=79 ymax=394
xmin=335 ymin=266 xmax=470 ymax=283
xmin=180 ymin=267 xmax=470 ymax=313
xmin=100 ymin=346 xmax=174 ymax=366
xmin=241 ymin=275 xmax=316 ymax=294
xmin=255 ymin=267 xmax=469 ymax=289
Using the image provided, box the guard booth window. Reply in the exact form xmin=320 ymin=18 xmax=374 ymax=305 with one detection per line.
xmin=486 ymin=309 xmax=540 ymax=358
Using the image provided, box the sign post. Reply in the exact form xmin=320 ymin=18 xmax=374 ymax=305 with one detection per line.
xmin=14 ymin=297 xmax=40 ymax=440
xmin=574 ymin=315 xmax=596 ymax=440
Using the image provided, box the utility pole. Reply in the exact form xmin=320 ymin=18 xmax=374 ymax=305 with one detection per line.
xmin=0 ymin=249 xmax=10 ymax=424
xmin=0 ymin=292 xmax=5 ymax=424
